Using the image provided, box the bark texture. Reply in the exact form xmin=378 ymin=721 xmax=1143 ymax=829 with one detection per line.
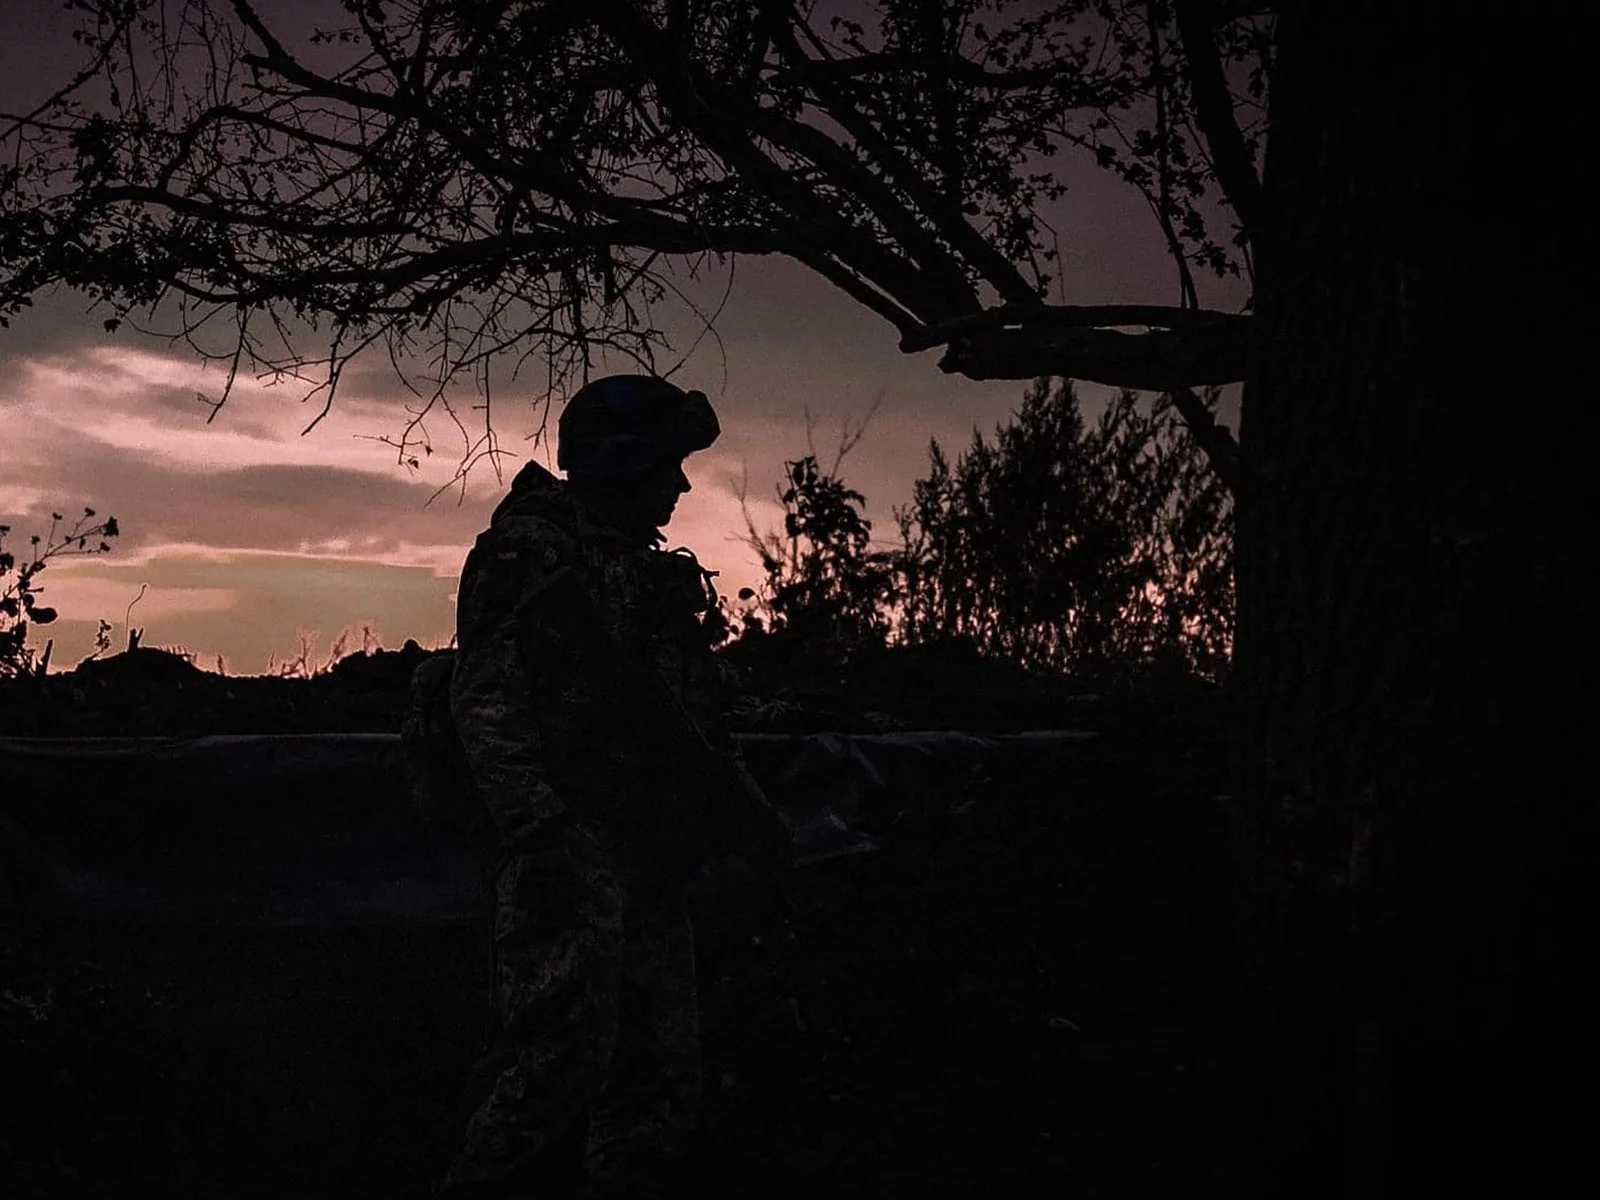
xmin=1233 ymin=5 xmax=1592 ymax=1194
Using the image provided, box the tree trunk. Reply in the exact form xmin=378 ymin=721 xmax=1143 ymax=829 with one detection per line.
xmin=1232 ymin=5 xmax=1592 ymax=1195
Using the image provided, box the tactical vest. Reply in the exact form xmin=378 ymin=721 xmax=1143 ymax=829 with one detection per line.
xmin=404 ymin=539 xmax=768 ymax=878
xmin=399 ymin=547 xmax=722 ymax=852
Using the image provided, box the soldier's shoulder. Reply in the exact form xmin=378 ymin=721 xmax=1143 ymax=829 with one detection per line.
xmin=474 ymin=510 xmax=578 ymax=566
xmin=458 ymin=517 xmax=582 ymax=620
xmin=483 ymin=468 xmax=580 ymax=547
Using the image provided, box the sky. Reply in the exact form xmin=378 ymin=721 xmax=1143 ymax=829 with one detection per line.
xmin=0 ymin=0 xmax=1245 ymax=675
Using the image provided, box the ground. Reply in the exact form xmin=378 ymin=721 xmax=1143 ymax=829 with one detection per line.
xmin=2 ymin=643 xmax=1236 ymax=1198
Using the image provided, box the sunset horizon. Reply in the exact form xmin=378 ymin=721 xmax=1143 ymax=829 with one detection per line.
xmin=0 ymin=0 xmax=1242 ymax=676
xmin=5 ymin=267 xmax=1232 ymax=676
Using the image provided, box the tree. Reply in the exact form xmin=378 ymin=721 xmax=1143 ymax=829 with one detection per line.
xmin=0 ymin=0 xmax=1259 ymax=471
xmin=1227 ymin=10 xmax=1588 ymax=1196
xmin=733 ymin=399 xmax=897 ymax=651
xmin=898 ymin=377 xmax=1231 ymax=680
xmin=734 ymin=377 xmax=1232 ymax=683
xmin=738 ymin=453 xmax=897 ymax=650
xmin=1 ymin=508 xmax=121 ymax=679
xmin=2 ymin=2 xmax=1586 ymax=1193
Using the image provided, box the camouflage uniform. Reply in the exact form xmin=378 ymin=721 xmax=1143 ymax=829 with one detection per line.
xmin=439 ymin=460 xmax=782 ymax=1199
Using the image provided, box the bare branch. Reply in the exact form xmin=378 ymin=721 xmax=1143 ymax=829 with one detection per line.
xmin=901 ymin=304 xmax=1247 ymax=352
xmin=1167 ymin=384 xmax=1242 ymax=490
xmin=782 ymin=11 xmax=1040 ymax=307
xmin=939 ymin=319 xmax=1248 ymax=392
xmin=1174 ymin=0 xmax=1264 ymax=235
xmin=2 ymin=0 xmax=1273 ymax=457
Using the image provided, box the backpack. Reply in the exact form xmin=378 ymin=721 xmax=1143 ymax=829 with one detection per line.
xmin=399 ymin=653 xmax=498 ymax=859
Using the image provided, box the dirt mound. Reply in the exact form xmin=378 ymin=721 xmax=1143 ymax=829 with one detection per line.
xmin=1 ymin=638 xmax=1223 ymax=744
xmin=0 ymin=644 xmax=428 ymax=737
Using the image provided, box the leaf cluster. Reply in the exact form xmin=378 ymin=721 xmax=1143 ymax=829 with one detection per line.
xmin=1 ymin=506 xmax=121 ymax=679
xmin=735 ymin=453 xmax=898 ymax=652
xmin=897 ymin=377 xmax=1232 ymax=681
xmin=733 ymin=377 xmax=1232 ymax=684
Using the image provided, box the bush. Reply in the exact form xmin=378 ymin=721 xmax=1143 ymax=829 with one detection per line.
xmin=736 ymin=454 xmax=896 ymax=651
xmin=731 ymin=378 xmax=1233 ymax=685
xmin=1 ymin=507 xmax=120 ymax=679
xmin=898 ymin=379 xmax=1233 ymax=682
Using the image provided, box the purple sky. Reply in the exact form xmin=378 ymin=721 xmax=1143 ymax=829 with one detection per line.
xmin=1 ymin=1 xmax=1244 ymax=673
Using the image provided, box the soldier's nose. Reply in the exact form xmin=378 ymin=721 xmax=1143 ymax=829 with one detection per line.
xmin=676 ymin=466 xmax=691 ymax=493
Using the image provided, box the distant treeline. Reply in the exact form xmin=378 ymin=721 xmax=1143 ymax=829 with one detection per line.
xmin=734 ymin=378 xmax=1233 ymax=685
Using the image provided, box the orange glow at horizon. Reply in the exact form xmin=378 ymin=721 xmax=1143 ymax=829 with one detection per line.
xmin=3 ymin=274 xmax=1095 ymax=674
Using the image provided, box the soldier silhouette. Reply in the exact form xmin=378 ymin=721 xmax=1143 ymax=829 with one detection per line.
xmin=419 ymin=375 xmax=793 ymax=1199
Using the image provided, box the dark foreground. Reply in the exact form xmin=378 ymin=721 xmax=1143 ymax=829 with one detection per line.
xmin=3 ymin=645 xmax=1236 ymax=1198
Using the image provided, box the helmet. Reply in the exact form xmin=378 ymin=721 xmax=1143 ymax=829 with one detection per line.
xmin=557 ymin=375 xmax=720 ymax=480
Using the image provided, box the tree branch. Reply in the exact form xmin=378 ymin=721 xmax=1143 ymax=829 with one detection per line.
xmin=91 ymin=185 xmax=414 ymax=239
xmin=783 ymin=11 xmax=1042 ymax=307
xmin=788 ymin=247 xmax=926 ymax=334
xmin=938 ymin=317 xmax=1249 ymax=392
xmin=936 ymin=317 xmax=1248 ymax=487
xmin=596 ymin=0 xmax=964 ymax=326
xmin=1168 ymin=384 xmax=1242 ymax=491
xmin=775 ymin=49 xmax=1108 ymax=94
xmin=1174 ymin=0 xmax=1264 ymax=235
xmin=901 ymin=303 xmax=1246 ymax=351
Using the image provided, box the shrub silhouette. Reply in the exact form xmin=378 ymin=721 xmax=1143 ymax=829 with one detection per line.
xmin=735 ymin=378 xmax=1232 ymax=684
xmin=267 ymin=622 xmax=386 ymax=679
xmin=1 ymin=507 xmax=120 ymax=679
xmin=898 ymin=379 xmax=1233 ymax=683
xmin=737 ymin=454 xmax=897 ymax=654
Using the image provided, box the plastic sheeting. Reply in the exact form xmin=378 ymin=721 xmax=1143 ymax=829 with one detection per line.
xmin=0 ymin=731 xmax=1095 ymax=925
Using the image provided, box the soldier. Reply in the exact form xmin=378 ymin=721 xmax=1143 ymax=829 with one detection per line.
xmin=434 ymin=374 xmax=793 ymax=1200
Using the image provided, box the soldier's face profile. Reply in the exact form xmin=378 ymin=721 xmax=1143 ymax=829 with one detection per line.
xmin=627 ymin=457 xmax=692 ymax=529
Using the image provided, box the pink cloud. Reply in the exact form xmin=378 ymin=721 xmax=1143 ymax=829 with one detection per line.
xmin=3 ymin=329 xmax=1087 ymax=674
xmin=38 ymin=576 xmax=241 ymax=621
